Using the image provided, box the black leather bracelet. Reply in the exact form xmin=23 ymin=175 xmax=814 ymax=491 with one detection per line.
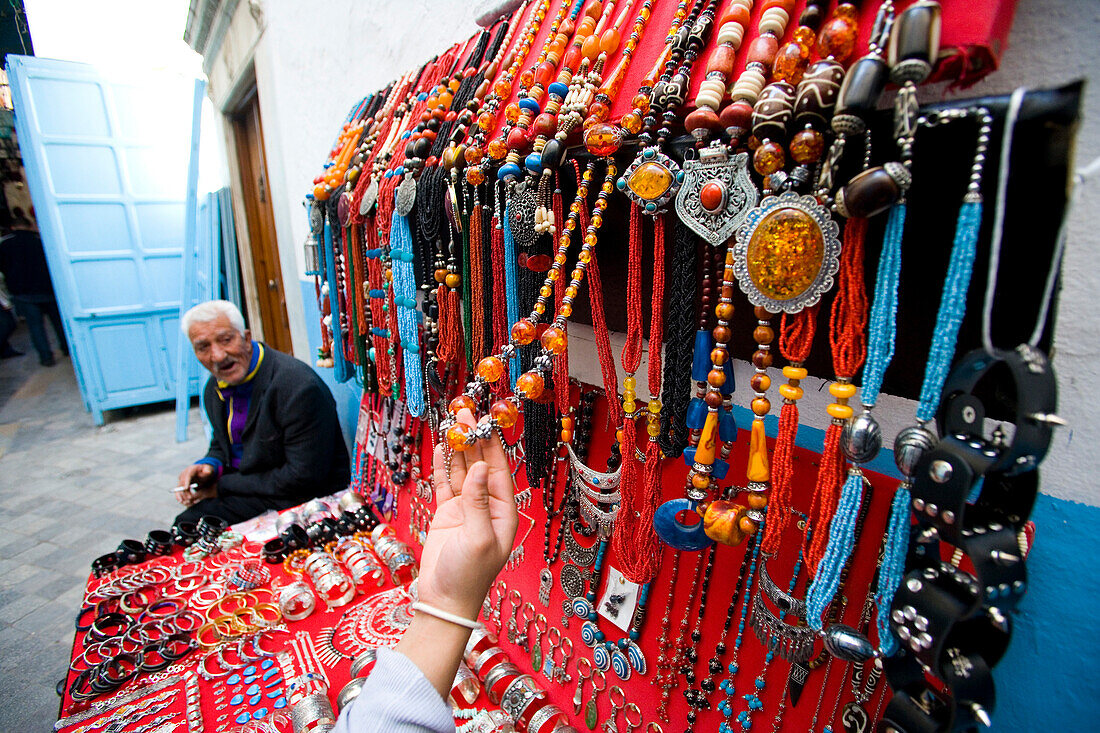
xmin=262 ymin=537 xmax=287 ymax=564
xmin=160 ymin=632 xmax=194 ymax=661
xmin=88 ymin=612 xmax=130 ymax=642
xmin=138 ymin=644 xmax=170 ymax=673
xmin=144 ymin=529 xmax=175 ymax=557
xmin=99 ymin=653 xmax=139 ymax=687
xmin=172 ymin=521 xmax=200 ymax=547
xmin=116 ymin=539 xmax=146 ymax=566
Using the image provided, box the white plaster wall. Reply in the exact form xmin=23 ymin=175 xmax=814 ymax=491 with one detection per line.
xmin=251 ymin=0 xmax=1099 ymax=505
xmin=252 ymin=0 xmax=478 ymax=363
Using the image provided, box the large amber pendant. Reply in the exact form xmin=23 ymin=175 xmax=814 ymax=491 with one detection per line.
xmin=616 ymin=146 xmax=683 ymax=214
xmin=674 ymin=144 xmax=758 ymax=247
xmin=733 ymin=192 xmax=841 ymax=313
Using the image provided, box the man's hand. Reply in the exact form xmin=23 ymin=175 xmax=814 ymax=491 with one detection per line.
xmin=418 ymin=408 xmax=519 ymax=621
xmin=176 ymin=464 xmax=216 ymax=507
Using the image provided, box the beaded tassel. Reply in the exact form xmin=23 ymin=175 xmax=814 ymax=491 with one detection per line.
xmin=916 ymin=200 xmax=983 ymax=421
xmin=875 ymin=483 xmax=910 ymax=655
xmin=762 ymin=306 xmax=818 ymax=555
xmin=390 ymin=208 xmax=425 ymax=417
xmin=502 ymin=199 xmax=521 ymax=388
xmin=861 ymin=203 xmax=906 ymax=404
xmin=806 ymin=469 xmax=865 ymax=630
xmin=806 ymin=217 xmax=869 ymax=575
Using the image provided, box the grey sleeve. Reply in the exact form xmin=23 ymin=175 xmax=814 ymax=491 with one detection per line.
xmin=333 ymin=648 xmax=456 ymax=733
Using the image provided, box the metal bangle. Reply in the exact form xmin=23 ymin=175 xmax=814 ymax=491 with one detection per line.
xmin=348 ymin=648 xmax=378 ymax=678
xmin=499 ymin=674 xmax=542 ymax=722
xmin=527 ymin=703 xmax=564 ymax=733
xmin=482 ymin=661 xmax=521 ymax=703
xmin=471 ymin=646 xmax=507 ymax=676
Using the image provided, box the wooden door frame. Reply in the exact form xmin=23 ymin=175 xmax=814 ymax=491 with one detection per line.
xmin=218 ymin=66 xmax=291 ymax=351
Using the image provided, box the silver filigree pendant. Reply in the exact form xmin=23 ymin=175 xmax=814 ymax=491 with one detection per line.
xmin=674 ymin=146 xmax=758 ymax=246
xmin=538 ymin=568 xmax=552 ymax=607
xmin=394 ymin=176 xmax=417 ymax=217
xmin=359 ymin=178 xmax=378 ymax=216
xmin=616 ymin=146 xmax=683 ymax=214
xmin=508 ymin=181 xmax=539 ymax=248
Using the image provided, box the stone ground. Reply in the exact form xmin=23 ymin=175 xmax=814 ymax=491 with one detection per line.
xmin=0 ymin=320 xmax=206 ymax=730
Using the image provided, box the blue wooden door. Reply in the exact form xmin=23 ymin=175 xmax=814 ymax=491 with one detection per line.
xmin=6 ymin=56 xmax=207 ymax=424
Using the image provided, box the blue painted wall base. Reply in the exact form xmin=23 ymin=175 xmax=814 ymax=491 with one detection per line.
xmin=299 ymin=277 xmax=1099 ymax=728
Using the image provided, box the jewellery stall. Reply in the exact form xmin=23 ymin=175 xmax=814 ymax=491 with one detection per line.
xmin=59 ymin=0 xmax=1078 ymax=731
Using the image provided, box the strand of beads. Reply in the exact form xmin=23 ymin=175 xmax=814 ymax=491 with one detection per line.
xmin=683 ymin=0 xmax=753 ymax=140
xmin=716 ymin=521 xmax=767 ymax=732
xmin=463 ymin=0 xmax=552 ymax=186
xmin=493 ymin=0 xmax=583 ymax=183
xmin=687 ymin=533 xmax=755 ymax=715
xmin=442 ymin=159 xmax=615 ymax=449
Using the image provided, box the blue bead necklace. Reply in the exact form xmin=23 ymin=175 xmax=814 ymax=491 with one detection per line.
xmin=805 ymin=106 xmax=993 ymax=656
xmin=389 ymin=183 xmax=426 ymax=417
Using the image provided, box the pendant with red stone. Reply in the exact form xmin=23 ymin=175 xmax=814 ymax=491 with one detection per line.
xmin=674 ymin=143 xmax=758 ymax=247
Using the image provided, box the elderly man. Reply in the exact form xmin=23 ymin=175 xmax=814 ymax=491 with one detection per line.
xmin=174 ymin=300 xmax=349 ymax=526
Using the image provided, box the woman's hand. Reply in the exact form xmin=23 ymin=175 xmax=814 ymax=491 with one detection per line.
xmin=415 ymin=408 xmax=519 ymax=621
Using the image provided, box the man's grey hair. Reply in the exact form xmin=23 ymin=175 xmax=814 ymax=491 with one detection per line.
xmin=181 ymin=300 xmax=246 ymax=336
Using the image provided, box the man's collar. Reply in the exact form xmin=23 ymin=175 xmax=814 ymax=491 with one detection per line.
xmin=216 ymin=342 xmax=265 ymax=392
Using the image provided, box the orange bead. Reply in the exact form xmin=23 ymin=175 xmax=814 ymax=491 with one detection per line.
xmin=691 ymin=472 xmax=712 ymax=491
xmin=753 ymin=325 xmax=774 ymax=344
xmin=790 ymin=128 xmax=825 ymax=164
xmin=703 ymin=501 xmax=747 ymax=545
xmin=540 ymin=326 xmax=568 ymax=354
xmin=738 ymin=515 xmax=759 ymax=535
xmin=818 ymin=11 xmax=858 ymax=63
xmin=511 ymin=319 xmax=537 ymax=345
xmin=772 ymin=42 xmax=808 ymax=86
xmin=477 ymin=356 xmax=505 ymax=382
xmin=584 ymin=123 xmax=623 ymax=156
xmin=449 ymin=394 xmax=476 ymax=414
xmin=753 ymin=141 xmax=785 ymax=175
xmin=446 ymin=423 xmax=471 ymax=451
xmin=516 ymin=371 xmax=544 ymax=399
xmin=747 ymin=491 xmax=769 ymax=509
xmin=619 ymin=112 xmax=643 ymax=135
xmin=751 ymin=397 xmax=771 ymax=416
xmin=490 ymin=399 xmax=519 ymax=428
xmin=487 ymin=140 xmax=507 ymax=160
xmin=466 ymin=168 xmax=486 ymax=185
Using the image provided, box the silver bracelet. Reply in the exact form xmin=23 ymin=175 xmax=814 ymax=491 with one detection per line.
xmin=528 ymin=703 xmax=565 ymax=733
xmin=410 ymin=601 xmax=481 ymax=630
xmin=483 ymin=661 xmax=522 ymax=704
xmin=499 ymin=674 xmax=543 ymax=722
xmin=290 ymin=691 xmax=336 ymax=733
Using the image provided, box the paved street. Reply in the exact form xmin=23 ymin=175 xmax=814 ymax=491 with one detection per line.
xmin=0 ymin=320 xmax=206 ymax=730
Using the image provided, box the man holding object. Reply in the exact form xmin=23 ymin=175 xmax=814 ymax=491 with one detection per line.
xmin=174 ymin=300 xmax=349 ymax=526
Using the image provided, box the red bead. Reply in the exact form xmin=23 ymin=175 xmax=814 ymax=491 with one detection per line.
xmin=563 ymin=45 xmax=583 ymax=72
xmin=684 ymin=108 xmax=722 ymax=133
xmin=720 ymin=101 xmax=753 ymax=133
xmin=532 ymin=113 xmax=556 ymax=137
xmin=535 ymin=61 xmax=556 ymax=87
xmin=506 ymin=126 xmax=530 ymax=151
xmin=746 ymin=35 xmax=779 ymax=67
xmin=706 ymin=45 xmax=737 ymax=78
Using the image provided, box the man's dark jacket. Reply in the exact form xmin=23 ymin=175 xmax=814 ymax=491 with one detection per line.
xmin=201 ymin=344 xmax=350 ymax=507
